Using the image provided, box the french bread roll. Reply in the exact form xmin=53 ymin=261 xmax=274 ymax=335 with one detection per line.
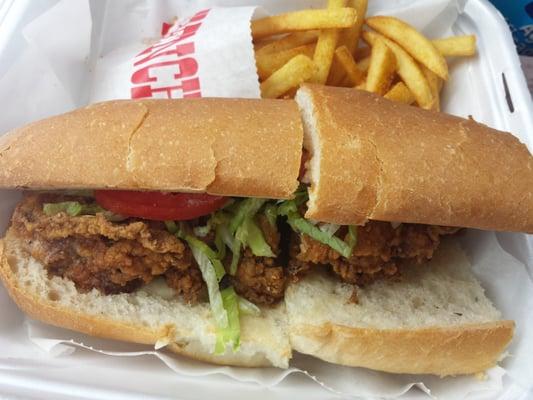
xmin=0 ymin=98 xmax=303 ymax=199
xmin=295 ymin=84 xmax=533 ymax=232
xmin=285 ymin=240 xmax=514 ymax=376
xmin=0 ymin=230 xmax=291 ymax=368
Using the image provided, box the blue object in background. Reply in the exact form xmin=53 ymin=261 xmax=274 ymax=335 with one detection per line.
xmin=489 ymin=0 xmax=533 ymax=56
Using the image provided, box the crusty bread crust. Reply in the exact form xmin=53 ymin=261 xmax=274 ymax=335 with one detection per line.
xmin=0 ymin=236 xmax=289 ymax=368
xmin=0 ymin=230 xmax=514 ymax=375
xmin=289 ymin=322 xmax=514 ymax=376
xmin=0 ymin=98 xmax=303 ymax=199
xmin=296 ymin=84 xmax=533 ymax=232
xmin=0 ymin=239 xmax=164 ymax=345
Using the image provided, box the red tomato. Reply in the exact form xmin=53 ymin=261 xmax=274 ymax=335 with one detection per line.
xmin=94 ymin=190 xmax=228 ymax=221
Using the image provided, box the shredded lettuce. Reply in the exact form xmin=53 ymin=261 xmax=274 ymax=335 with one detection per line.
xmin=319 ymin=223 xmax=340 ymax=237
xmin=192 ymin=211 xmax=230 ymax=238
xmin=229 ymin=198 xmax=267 ymax=233
xmin=217 ymin=224 xmax=235 ymax=251
xmin=264 ymin=203 xmax=278 ymax=227
xmin=188 ymin=243 xmax=229 ymax=347
xmin=215 ymin=286 xmax=240 ymax=353
xmin=181 ymin=233 xmax=225 ymax=281
xmin=43 ymin=201 xmax=84 ymax=216
xmin=238 ymin=296 xmax=261 ymax=316
xmin=43 ymin=201 xmax=125 ymax=221
xmin=278 ymin=199 xmax=357 ymax=258
xmin=193 ymin=223 xmax=211 ymax=237
xmin=164 ymin=220 xmax=178 ymax=234
xmin=236 ymin=217 xmax=274 ymax=257
xmin=169 ymin=221 xmax=243 ymax=354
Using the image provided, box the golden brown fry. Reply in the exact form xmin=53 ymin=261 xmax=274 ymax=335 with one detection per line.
xmin=366 ymin=16 xmax=448 ymax=80
xmin=363 ymin=30 xmax=433 ymax=109
xmin=313 ymin=30 xmax=340 ymax=84
xmin=311 ymin=0 xmax=347 ymax=84
xmin=357 ymin=55 xmax=371 ymax=72
xmin=432 ymin=35 xmax=477 ymax=57
xmin=384 ymin=82 xmax=415 ymax=104
xmin=421 ymin=66 xmax=442 ymax=111
xmin=256 ymin=44 xmax=315 ymax=80
xmin=328 ymin=0 xmax=348 ymax=7
xmin=365 ymin=38 xmax=397 ymax=94
xmin=260 ymin=54 xmax=316 ymax=98
xmin=354 ymin=45 xmax=371 ymax=60
xmin=355 ymin=80 xmax=366 ymax=90
xmin=334 ymin=45 xmax=365 ymax=85
xmin=327 ymin=57 xmax=347 ymax=86
xmin=251 ymin=9 xmax=357 ymax=39
xmin=338 ymin=0 xmax=368 ymax=55
xmin=254 ymin=31 xmax=318 ymax=56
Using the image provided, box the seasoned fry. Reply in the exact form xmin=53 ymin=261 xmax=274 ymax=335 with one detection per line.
xmin=260 ymin=54 xmax=316 ymax=98
xmin=432 ymin=35 xmax=477 ymax=57
xmin=421 ymin=66 xmax=442 ymax=111
xmin=384 ymin=82 xmax=416 ymax=104
xmin=334 ymin=45 xmax=365 ymax=86
xmin=256 ymin=44 xmax=315 ymax=80
xmin=363 ymin=30 xmax=433 ymax=109
xmin=366 ymin=16 xmax=448 ymax=80
xmin=365 ymin=38 xmax=397 ymax=94
xmin=251 ymin=8 xmax=357 ymax=39
xmin=338 ymin=0 xmax=368 ymax=55
xmin=254 ymin=31 xmax=318 ymax=57
xmin=311 ymin=0 xmax=347 ymax=84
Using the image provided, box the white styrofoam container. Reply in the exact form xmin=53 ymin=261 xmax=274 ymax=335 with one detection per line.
xmin=0 ymin=0 xmax=532 ymax=399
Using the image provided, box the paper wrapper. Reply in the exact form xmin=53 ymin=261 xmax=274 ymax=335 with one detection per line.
xmin=0 ymin=0 xmax=532 ymax=398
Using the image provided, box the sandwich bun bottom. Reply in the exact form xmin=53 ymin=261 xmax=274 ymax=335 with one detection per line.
xmin=0 ymin=229 xmax=513 ymax=375
xmin=285 ymin=239 xmax=514 ymax=376
xmin=0 ymin=229 xmax=291 ymax=368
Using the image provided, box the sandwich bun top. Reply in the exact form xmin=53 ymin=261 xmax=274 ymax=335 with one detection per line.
xmin=296 ymin=84 xmax=533 ymax=233
xmin=0 ymin=98 xmax=303 ymax=200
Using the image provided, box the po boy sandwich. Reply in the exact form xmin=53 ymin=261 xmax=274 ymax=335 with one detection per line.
xmin=0 ymin=86 xmax=531 ymax=375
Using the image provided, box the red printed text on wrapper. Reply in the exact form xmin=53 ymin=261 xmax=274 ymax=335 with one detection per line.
xmin=130 ymin=9 xmax=209 ymax=99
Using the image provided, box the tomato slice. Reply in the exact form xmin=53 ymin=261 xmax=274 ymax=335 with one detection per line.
xmin=94 ymin=190 xmax=228 ymax=221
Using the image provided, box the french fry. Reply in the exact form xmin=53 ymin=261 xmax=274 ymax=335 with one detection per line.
xmin=384 ymin=82 xmax=415 ymax=104
xmin=354 ymin=45 xmax=371 ymax=60
xmin=365 ymin=38 xmax=397 ymax=94
xmin=253 ymin=38 xmax=277 ymax=51
xmin=421 ymin=66 xmax=442 ymax=111
xmin=326 ymin=57 xmax=347 ymax=86
xmin=363 ymin=30 xmax=433 ymax=109
xmin=355 ymin=80 xmax=366 ymax=90
xmin=357 ymin=55 xmax=371 ymax=72
xmin=251 ymin=8 xmax=357 ymax=39
xmin=260 ymin=54 xmax=317 ymax=98
xmin=338 ymin=0 xmax=368 ymax=55
xmin=432 ymin=35 xmax=477 ymax=57
xmin=311 ymin=0 xmax=347 ymax=84
xmin=334 ymin=45 xmax=365 ymax=86
xmin=254 ymin=31 xmax=318 ymax=57
xmin=366 ymin=16 xmax=448 ymax=80
xmin=256 ymin=44 xmax=315 ymax=80
xmin=313 ymin=30 xmax=340 ymax=84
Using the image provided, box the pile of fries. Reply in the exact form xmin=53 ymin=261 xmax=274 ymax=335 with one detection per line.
xmin=252 ymin=0 xmax=477 ymax=111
